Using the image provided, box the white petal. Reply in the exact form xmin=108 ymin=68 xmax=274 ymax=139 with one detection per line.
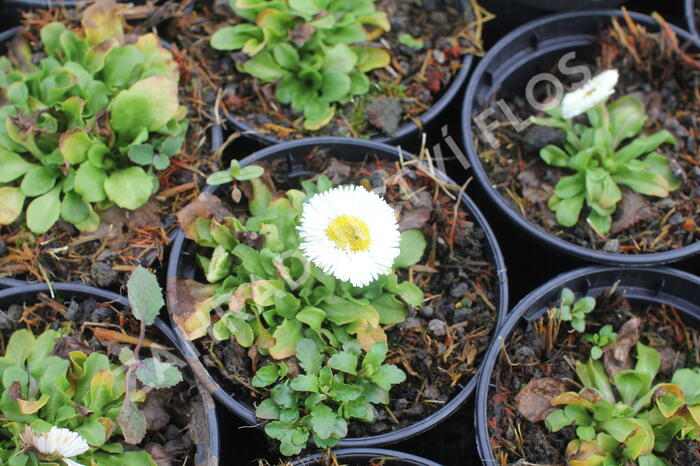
xmin=298 ymin=185 xmax=401 ymax=287
xmin=561 ymin=69 xmax=619 ymax=119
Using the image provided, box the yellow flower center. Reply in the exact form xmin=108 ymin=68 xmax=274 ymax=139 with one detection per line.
xmin=326 ymin=215 xmax=371 ymax=252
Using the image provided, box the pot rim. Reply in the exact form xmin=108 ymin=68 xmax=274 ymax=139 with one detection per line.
xmin=166 ymin=136 xmax=508 ymax=447
xmin=460 ymin=9 xmax=700 ymax=266
xmin=473 ymin=265 xmax=700 ymax=464
xmin=290 ymin=447 xmax=441 ymax=466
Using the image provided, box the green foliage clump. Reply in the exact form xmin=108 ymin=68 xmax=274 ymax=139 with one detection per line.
xmin=210 ymin=0 xmax=391 ymax=130
xmin=545 ymin=343 xmax=700 ymax=465
xmin=179 ymin=166 xmax=426 ymax=454
xmin=533 ymin=96 xmax=680 ymax=234
xmin=556 ymin=287 xmax=596 ymax=333
xmin=0 ymin=0 xmax=187 ymax=234
xmin=0 ymin=329 xmax=156 ymax=465
xmin=0 ymin=266 xmax=182 ymax=465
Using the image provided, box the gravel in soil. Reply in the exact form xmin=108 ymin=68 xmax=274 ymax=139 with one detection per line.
xmin=473 ymin=14 xmax=699 ymax=254
xmin=0 ymin=292 xmax=205 ymax=465
xmin=487 ymin=289 xmax=700 ymax=465
xmin=176 ymin=147 xmax=500 ymax=458
xmin=163 ymin=0 xmax=490 ymax=140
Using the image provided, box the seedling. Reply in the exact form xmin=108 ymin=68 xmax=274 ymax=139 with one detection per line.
xmin=556 ymin=288 xmax=596 ymax=333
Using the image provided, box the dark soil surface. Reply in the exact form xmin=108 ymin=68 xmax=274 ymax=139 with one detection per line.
xmin=473 ymin=16 xmax=700 ymax=254
xmin=164 ymin=0 xmax=487 ymax=140
xmin=487 ymin=290 xmax=700 ymax=465
xmin=0 ymin=292 xmax=207 ymax=465
xmin=0 ymin=6 xmax=217 ymax=289
xmin=175 ymin=147 xmax=500 ymax=457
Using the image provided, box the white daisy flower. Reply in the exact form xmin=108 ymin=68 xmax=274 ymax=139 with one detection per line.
xmin=20 ymin=425 xmax=89 ymax=466
xmin=561 ymin=69 xmax=619 ymax=119
xmin=298 ymin=185 xmax=400 ymax=287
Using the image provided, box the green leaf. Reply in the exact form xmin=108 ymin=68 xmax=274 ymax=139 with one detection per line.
xmin=74 ymin=162 xmax=107 ymax=203
xmin=362 ymin=341 xmax=387 ymax=375
xmin=126 ymin=265 xmax=164 ymax=325
xmin=253 ymin=365 xmax=281 ymax=388
xmin=104 ymin=166 xmax=154 ymax=210
xmin=76 ymin=417 xmax=107 ymax=446
xmin=398 ymin=33 xmax=424 ymax=49
xmin=370 ymin=363 xmax=406 ymax=391
xmin=321 ymin=70 xmax=351 ymax=102
xmin=206 ymin=170 xmax=233 ymax=186
xmin=640 ymin=152 xmax=681 ymax=191
xmin=613 ymin=166 xmax=669 ymax=198
xmin=0 ymin=149 xmax=35 ymax=183
xmin=352 ymin=46 xmax=390 ymax=72
xmin=296 ymin=338 xmax=323 ymax=375
xmin=608 ymin=96 xmax=647 ymax=148
xmin=20 ymin=166 xmax=57 ymax=197
xmin=270 ymin=383 xmax=298 ymax=409
xmin=240 ymin=51 xmax=285 ymax=82
xmin=272 ymin=43 xmax=300 ymax=70
xmin=296 ymin=306 xmax=326 ymax=331
xmin=540 ymin=145 xmax=571 ymax=168
xmin=394 ymin=230 xmax=426 ymax=268
xmin=255 ymin=398 xmax=280 ymax=420
xmin=322 ymin=44 xmax=357 ymax=73
xmin=310 ymin=403 xmax=338 ymax=440
xmin=136 ymin=358 xmax=183 ymax=389
xmin=327 ymin=350 xmax=358 ymax=375
xmin=210 ymin=24 xmax=263 ymax=50
xmin=290 ymin=374 xmax=318 ymax=392
xmin=615 ymin=130 xmax=676 ymax=163
xmin=60 ymin=190 xmax=91 ymax=226
xmin=0 ymin=187 xmax=25 ymax=225
xmin=117 ymin=403 xmax=147 ymax=445
xmin=545 ymin=408 xmax=572 ymax=432
xmin=549 ymin=193 xmax=585 ymax=227
xmin=270 ymin=318 xmax=304 ymax=360
xmin=554 ymin=173 xmax=585 ymax=199
xmin=370 ymin=294 xmax=407 ymax=325
xmin=128 ymin=144 xmax=155 ymax=166
xmin=236 ymin=165 xmax=264 ymax=181
xmin=26 ymin=185 xmax=61 ymax=234
xmin=110 ymin=76 xmax=179 ymax=140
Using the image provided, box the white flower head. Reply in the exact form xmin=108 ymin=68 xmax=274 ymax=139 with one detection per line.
xmin=298 ymin=185 xmax=400 ymax=287
xmin=561 ymin=69 xmax=619 ymax=119
xmin=20 ymin=425 xmax=89 ymax=466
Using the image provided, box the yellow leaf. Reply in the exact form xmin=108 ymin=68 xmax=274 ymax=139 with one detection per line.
xmin=17 ymin=395 xmax=49 ymax=415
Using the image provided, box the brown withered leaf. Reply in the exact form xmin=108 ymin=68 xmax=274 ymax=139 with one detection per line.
xmin=125 ymin=199 xmax=161 ymax=230
xmin=52 ymin=336 xmax=93 ymax=359
xmin=176 ymin=193 xmax=232 ymax=240
xmin=142 ymin=389 xmax=172 ymax=431
xmin=518 ymin=169 xmax=552 ymax=203
xmin=514 ymin=377 xmax=568 ymax=422
xmin=291 ymin=22 xmax=316 ymax=47
xmin=604 ymin=317 xmax=641 ymax=378
xmin=399 ymin=207 xmax=432 ymax=231
xmin=657 ymin=347 xmax=678 ymax=372
xmin=321 ymin=158 xmax=351 ymax=185
xmin=146 ymin=443 xmax=172 ymax=466
xmin=8 ymin=381 xmax=21 ymax=401
xmin=610 ymin=189 xmax=653 ymax=234
xmin=172 ymin=279 xmax=218 ymax=340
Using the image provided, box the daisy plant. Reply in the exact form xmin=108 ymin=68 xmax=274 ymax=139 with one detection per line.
xmin=545 ymin=345 xmax=700 ymax=466
xmin=0 ymin=267 xmax=181 ymax=466
xmin=175 ymin=165 xmax=427 ymax=454
xmin=0 ymin=0 xmax=187 ymax=234
xmin=210 ymin=0 xmax=391 ymax=130
xmin=532 ymin=69 xmax=681 ymax=234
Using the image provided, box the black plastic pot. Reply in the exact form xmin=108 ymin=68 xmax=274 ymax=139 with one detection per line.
xmin=0 ymin=282 xmax=220 ymax=465
xmin=166 ymin=137 xmax=508 ymax=447
xmin=474 ymin=266 xmax=700 ymax=464
xmin=223 ymin=0 xmax=474 ymax=148
xmin=291 ymin=448 xmax=441 ymax=466
xmin=461 ymin=10 xmax=700 ymax=266
xmin=687 ymin=0 xmax=699 ymax=39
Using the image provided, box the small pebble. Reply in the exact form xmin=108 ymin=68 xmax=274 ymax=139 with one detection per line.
xmin=449 ymin=282 xmax=469 ymax=298
xmin=423 ymin=385 xmax=440 ymax=399
xmin=0 ymin=310 xmax=13 ymax=330
xmin=429 ymin=12 xmax=447 ymax=24
xmin=428 ymin=319 xmax=447 ymax=338
xmin=669 ymin=214 xmax=684 ymax=226
xmin=394 ymin=398 xmax=409 ymax=411
xmin=419 ymin=305 xmax=434 ymax=319
xmin=603 ymin=239 xmax=620 ymax=254
xmin=7 ymin=304 xmax=22 ymax=321
xmin=453 ymin=307 xmax=472 ymax=324
xmin=399 ymin=317 xmax=423 ymax=333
